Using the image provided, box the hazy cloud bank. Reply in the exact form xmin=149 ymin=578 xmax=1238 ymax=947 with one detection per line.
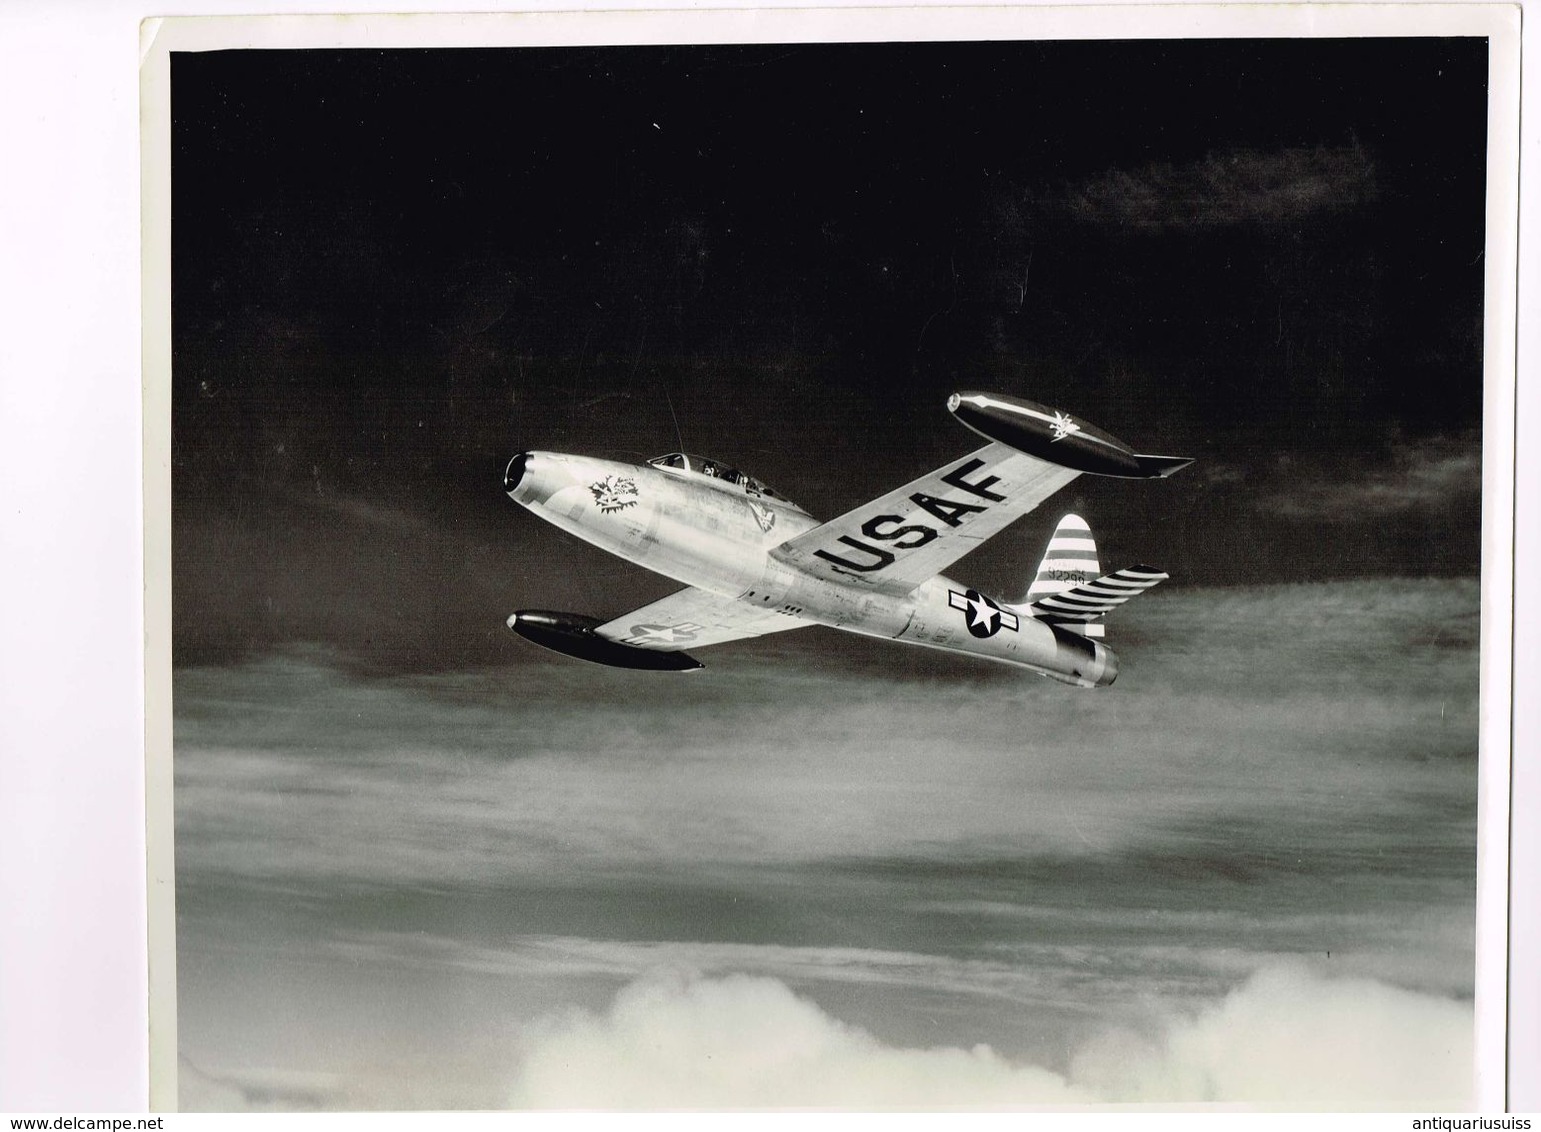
xmin=1260 ymin=435 xmax=1481 ymax=521
xmin=173 ymin=579 xmax=1478 ymax=1112
xmin=508 ymin=965 xmax=1469 ymax=1110
xmin=176 ymin=955 xmax=1474 ymax=1111
xmin=174 ymin=579 xmax=1478 ymax=890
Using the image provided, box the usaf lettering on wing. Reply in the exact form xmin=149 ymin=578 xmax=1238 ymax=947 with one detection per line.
xmin=812 ymin=458 xmax=1008 ymax=574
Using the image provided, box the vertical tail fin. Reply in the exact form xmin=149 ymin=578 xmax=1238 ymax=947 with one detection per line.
xmin=1016 ymin=514 xmax=1105 ymax=638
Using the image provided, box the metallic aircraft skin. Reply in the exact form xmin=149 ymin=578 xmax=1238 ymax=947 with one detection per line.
xmin=506 ymin=451 xmax=819 ymax=597
xmin=503 ymin=425 xmax=1142 ymax=685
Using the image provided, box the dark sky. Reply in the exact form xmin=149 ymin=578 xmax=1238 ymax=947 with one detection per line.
xmin=171 ymin=39 xmax=1489 ymax=672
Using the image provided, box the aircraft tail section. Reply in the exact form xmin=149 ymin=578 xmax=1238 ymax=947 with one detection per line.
xmin=1028 ymin=565 xmax=1169 ymax=633
xmin=1014 ymin=513 xmax=1106 ymax=638
xmin=1010 ymin=514 xmax=1169 ymax=638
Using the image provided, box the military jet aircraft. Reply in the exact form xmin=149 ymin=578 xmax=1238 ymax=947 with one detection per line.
xmin=503 ymin=391 xmax=1190 ymax=686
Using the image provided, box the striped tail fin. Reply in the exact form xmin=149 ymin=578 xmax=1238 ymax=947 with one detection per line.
xmin=1029 ymin=565 xmax=1169 ymax=630
xmin=1018 ymin=514 xmax=1106 ymax=638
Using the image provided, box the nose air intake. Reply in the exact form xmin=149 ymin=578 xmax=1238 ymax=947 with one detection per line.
xmin=504 ymin=452 xmax=531 ymax=492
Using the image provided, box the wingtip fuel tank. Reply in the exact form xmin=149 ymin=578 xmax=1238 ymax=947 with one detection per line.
xmin=947 ymin=391 xmax=1193 ymax=479
xmin=507 ymin=610 xmax=705 ymax=671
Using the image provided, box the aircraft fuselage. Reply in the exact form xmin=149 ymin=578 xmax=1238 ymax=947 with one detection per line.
xmin=505 ymin=450 xmax=1116 ymax=686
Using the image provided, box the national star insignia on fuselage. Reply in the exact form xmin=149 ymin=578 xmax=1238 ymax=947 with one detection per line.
xmin=503 ymin=391 xmax=1191 ymax=687
xmin=968 ymin=594 xmax=999 ymax=632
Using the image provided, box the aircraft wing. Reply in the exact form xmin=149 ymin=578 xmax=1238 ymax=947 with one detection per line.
xmin=593 ymin=586 xmax=815 ymax=652
xmin=770 ymin=441 xmax=1081 ymax=597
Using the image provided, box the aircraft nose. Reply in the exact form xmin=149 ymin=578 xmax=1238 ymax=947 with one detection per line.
xmin=504 ymin=452 xmax=532 ymax=493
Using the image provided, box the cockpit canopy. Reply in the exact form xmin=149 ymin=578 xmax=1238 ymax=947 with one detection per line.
xmin=647 ymin=452 xmax=803 ymax=511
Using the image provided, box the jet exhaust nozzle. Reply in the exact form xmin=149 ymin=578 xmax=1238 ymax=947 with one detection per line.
xmin=1043 ymin=623 xmax=1120 ymax=688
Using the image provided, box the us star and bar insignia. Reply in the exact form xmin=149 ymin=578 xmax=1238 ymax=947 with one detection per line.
xmin=622 ymin=621 xmax=704 ymax=646
xmin=948 ymin=588 xmax=1019 ymax=639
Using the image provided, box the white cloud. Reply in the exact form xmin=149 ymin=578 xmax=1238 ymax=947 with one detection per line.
xmin=510 ymin=973 xmax=1091 ymax=1109
xmin=508 ymin=966 xmax=1472 ymax=1111
xmin=1070 ymin=964 xmax=1473 ymax=1109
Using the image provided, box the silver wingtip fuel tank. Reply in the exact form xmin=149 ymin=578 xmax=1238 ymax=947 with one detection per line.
xmin=947 ymin=391 xmax=1193 ymax=479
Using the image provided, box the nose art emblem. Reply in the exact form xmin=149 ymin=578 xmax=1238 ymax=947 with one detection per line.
xmin=589 ymin=474 xmax=640 ymax=513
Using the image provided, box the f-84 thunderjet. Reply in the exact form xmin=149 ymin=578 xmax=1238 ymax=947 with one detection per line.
xmin=503 ymin=391 xmax=1190 ymax=687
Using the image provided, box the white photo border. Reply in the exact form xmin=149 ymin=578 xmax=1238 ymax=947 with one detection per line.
xmin=139 ymin=6 xmax=1522 ymax=1112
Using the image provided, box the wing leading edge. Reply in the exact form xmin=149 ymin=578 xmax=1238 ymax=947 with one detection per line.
xmin=770 ymin=442 xmax=1081 ymax=597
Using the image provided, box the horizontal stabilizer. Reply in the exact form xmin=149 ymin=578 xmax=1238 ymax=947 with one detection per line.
xmin=1028 ymin=565 xmax=1169 ymax=623
xmin=1133 ymin=454 xmax=1194 ymax=478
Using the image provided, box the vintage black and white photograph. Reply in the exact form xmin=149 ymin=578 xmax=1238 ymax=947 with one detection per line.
xmin=155 ymin=15 xmax=1510 ymax=1110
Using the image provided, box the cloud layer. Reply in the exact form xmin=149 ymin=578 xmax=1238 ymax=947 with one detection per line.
xmin=1260 ymin=435 xmax=1482 ymax=521
xmin=172 ymin=580 xmax=1479 ymax=1110
xmin=1059 ymin=145 xmax=1378 ymax=231
xmin=509 ymin=966 xmax=1471 ymax=1110
xmin=173 ymin=581 xmax=1479 ymax=891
